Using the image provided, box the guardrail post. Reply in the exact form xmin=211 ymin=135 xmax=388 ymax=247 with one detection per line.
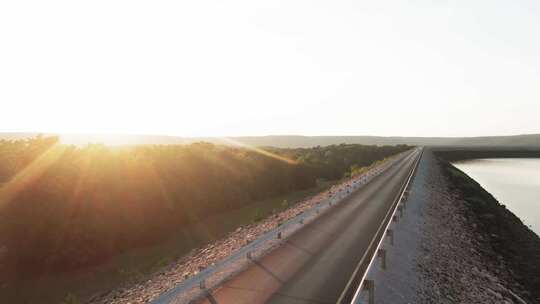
xmin=362 ymin=279 xmax=375 ymax=304
xmin=386 ymin=229 xmax=394 ymax=245
xmin=277 ymin=231 xmax=282 ymax=239
xmin=247 ymin=251 xmax=253 ymax=260
xmin=377 ymin=248 xmax=387 ymax=270
xmin=392 ymin=215 xmax=398 ymax=223
xmin=200 ymin=279 xmax=206 ymax=290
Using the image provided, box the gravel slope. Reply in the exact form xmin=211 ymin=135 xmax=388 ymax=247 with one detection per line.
xmin=363 ymin=150 xmax=536 ymax=304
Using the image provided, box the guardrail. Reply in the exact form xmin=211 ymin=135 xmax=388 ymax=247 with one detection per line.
xmin=151 ymin=151 xmax=413 ymax=304
xmin=337 ymin=148 xmax=424 ymax=304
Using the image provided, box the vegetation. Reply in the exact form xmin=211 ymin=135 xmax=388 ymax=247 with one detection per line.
xmin=0 ymin=136 xmax=409 ymax=283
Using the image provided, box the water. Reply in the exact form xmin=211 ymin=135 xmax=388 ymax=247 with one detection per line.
xmin=453 ymin=158 xmax=540 ymax=235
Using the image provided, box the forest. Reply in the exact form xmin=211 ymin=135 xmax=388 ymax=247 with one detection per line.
xmin=0 ymin=136 xmax=410 ymax=280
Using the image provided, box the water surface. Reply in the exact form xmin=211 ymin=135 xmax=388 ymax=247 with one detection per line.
xmin=453 ymin=158 xmax=540 ymax=235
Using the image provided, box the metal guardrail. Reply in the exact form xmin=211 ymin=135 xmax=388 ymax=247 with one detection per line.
xmin=151 ymin=152 xmax=411 ymax=304
xmin=337 ymin=148 xmax=424 ymax=304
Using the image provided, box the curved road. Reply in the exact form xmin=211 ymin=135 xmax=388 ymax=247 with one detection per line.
xmin=199 ymin=150 xmax=421 ymax=304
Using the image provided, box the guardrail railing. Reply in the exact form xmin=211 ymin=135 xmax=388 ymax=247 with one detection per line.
xmin=337 ymin=148 xmax=423 ymax=304
xmin=151 ymin=151 xmax=412 ymax=304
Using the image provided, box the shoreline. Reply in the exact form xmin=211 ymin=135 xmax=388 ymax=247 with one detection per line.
xmin=437 ymin=155 xmax=540 ymax=302
xmin=451 ymin=158 xmax=540 ymax=236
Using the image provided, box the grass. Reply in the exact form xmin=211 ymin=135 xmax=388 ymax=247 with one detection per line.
xmin=3 ymin=180 xmax=338 ymax=304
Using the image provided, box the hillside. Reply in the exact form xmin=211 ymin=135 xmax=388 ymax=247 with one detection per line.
xmin=223 ymin=134 xmax=540 ymax=148
xmin=2 ymin=133 xmax=540 ymax=148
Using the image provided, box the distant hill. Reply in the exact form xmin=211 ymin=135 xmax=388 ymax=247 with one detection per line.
xmin=221 ymin=134 xmax=540 ymax=148
xmin=2 ymin=132 xmax=540 ymax=148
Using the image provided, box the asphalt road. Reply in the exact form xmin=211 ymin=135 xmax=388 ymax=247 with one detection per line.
xmin=199 ymin=150 xmax=420 ymax=304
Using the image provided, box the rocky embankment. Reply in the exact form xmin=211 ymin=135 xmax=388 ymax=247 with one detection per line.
xmin=416 ymin=151 xmax=539 ymax=303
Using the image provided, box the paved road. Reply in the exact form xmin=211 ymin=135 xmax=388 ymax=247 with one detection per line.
xmin=199 ymin=150 xmax=420 ymax=304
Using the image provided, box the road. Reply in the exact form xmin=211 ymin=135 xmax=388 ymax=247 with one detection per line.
xmin=199 ymin=150 xmax=420 ymax=304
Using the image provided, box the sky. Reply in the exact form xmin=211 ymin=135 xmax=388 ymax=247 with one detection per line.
xmin=1 ymin=0 xmax=539 ymax=138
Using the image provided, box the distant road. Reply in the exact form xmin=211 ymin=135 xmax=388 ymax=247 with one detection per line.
xmin=198 ymin=149 xmax=420 ymax=304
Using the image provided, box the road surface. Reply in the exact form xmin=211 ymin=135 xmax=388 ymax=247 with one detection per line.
xmin=199 ymin=150 xmax=420 ymax=304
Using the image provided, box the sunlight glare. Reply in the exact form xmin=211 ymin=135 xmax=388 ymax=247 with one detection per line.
xmin=217 ymin=137 xmax=298 ymax=165
xmin=0 ymin=143 xmax=66 ymax=208
xmin=59 ymin=134 xmax=146 ymax=146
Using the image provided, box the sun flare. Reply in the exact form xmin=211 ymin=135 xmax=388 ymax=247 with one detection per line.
xmin=59 ymin=134 xmax=146 ymax=147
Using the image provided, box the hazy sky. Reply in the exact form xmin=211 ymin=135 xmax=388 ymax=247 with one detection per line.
xmin=1 ymin=1 xmax=539 ymax=137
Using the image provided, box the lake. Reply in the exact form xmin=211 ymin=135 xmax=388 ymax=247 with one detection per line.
xmin=453 ymin=158 xmax=540 ymax=235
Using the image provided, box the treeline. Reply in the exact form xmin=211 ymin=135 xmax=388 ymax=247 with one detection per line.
xmin=269 ymin=144 xmax=410 ymax=179
xmin=0 ymin=137 xmax=410 ymax=278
